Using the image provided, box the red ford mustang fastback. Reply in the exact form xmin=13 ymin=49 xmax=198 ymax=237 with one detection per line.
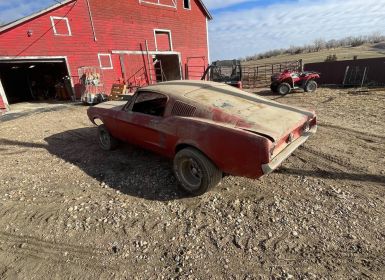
xmin=87 ymin=80 xmax=317 ymax=195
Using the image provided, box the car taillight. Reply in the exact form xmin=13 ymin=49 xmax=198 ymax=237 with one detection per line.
xmin=269 ymin=144 xmax=275 ymax=159
xmin=310 ymin=117 xmax=317 ymax=127
xmin=303 ymin=117 xmax=317 ymax=133
xmin=303 ymin=122 xmax=310 ymax=133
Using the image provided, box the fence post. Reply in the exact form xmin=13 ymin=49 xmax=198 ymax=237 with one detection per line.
xmin=299 ymin=59 xmax=304 ymax=72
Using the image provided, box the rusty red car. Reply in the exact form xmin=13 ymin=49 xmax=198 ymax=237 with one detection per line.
xmin=87 ymin=81 xmax=317 ymax=195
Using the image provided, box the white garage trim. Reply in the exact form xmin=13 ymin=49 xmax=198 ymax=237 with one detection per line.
xmin=0 ymin=78 xmax=9 ymax=111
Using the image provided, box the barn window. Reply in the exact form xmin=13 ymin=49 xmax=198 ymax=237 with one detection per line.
xmin=50 ymin=16 xmax=72 ymax=36
xmin=183 ymin=0 xmax=191 ymax=9
xmin=98 ymin=54 xmax=113 ymax=70
xmin=154 ymin=30 xmax=173 ymax=52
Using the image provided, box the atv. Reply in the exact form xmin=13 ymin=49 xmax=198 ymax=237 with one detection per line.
xmin=270 ymin=70 xmax=320 ymax=95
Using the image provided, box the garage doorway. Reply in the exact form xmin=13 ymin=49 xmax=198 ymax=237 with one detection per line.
xmin=0 ymin=58 xmax=73 ymax=108
xmin=154 ymin=54 xmax=181 ymax=82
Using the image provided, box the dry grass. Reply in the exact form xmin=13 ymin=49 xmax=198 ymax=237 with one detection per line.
xmin=243 ymin=43 xmax=385 ymax=66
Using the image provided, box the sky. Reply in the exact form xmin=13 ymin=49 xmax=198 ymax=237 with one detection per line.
xmin=1 ymin=0 xmax=385 ymax=61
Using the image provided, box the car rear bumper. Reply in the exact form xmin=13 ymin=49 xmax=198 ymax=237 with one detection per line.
xmin=262 ymin=125 xmax=317 ymax=175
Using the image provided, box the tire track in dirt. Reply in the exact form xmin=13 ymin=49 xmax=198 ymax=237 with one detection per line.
xmin=299 ymin=146 xmax=366 ymax=173
xmin=319 ymin=122 xmax=385 ymax=143
xmin=0 ymin=231 xmax=120 ymax=271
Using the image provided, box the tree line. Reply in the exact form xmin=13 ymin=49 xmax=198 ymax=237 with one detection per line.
xmin=244 ymin=33 xmax=385 ymax=61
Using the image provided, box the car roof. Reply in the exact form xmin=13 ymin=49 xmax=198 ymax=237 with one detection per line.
xmin=141 ymin=80 xmax=243 ymax=97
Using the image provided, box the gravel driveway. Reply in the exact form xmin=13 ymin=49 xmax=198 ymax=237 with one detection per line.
xmin=0 ymin=88 xmax=384 ymax=279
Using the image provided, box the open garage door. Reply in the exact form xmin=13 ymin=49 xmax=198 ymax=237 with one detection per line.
xmin=0 ymin=58 xmax=73 ymax=109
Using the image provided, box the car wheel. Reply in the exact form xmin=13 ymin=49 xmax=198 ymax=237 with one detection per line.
xmin=174 ymin=148 xmax=222 ymax=196
xmin=270 ymin=82 xmax=279 ymax=93
xmin=277 ymin=83 xmax=291 ymax=95
xmin=98 ymin=124 xmax=118 ymax=151
xmin=305 ymin=80 xmax=318 ymax=92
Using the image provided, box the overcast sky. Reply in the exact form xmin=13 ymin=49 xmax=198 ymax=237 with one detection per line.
xmin=1 ymin=0 xmax=384 ymax=61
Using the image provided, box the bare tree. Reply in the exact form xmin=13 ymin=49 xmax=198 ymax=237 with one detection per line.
xmin=246 ymin=33 xmax=385 ymax=61
xmin=313 ymin=39 xmax=326 ymax=52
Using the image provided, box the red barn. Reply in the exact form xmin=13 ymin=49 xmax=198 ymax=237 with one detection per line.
xmin=0 ymin=0 xmax=212 ymax=111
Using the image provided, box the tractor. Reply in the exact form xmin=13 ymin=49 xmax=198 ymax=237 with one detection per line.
xmin=202 ymin=60 xmax=243 ymax=89
xmin=270 ymin=70 xmax=320 ymax=95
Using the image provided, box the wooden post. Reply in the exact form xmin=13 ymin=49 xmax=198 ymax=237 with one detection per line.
xmin=119 ymin=55 xmax=126 ymax=82
xmin=342 ymin=66 xmax=350 ymax=86
xmin=361 ymin=67 xmax=367 ymax=88
xmin=145 ymin=40 xmax=153 ymax=84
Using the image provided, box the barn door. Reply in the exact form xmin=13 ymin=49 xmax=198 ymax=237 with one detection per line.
xmin=186 ymin=56 xmax=207 ymax=80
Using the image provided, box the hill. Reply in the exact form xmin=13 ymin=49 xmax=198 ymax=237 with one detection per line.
xmin=243 ymin=43 xmax=385 ymax=66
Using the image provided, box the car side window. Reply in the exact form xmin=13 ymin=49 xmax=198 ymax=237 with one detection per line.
xmin=132 ymin=92 xmax=168 ymax=117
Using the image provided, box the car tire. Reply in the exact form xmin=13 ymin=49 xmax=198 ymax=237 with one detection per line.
xmin=305 ymin=80 xmax=318 ymax=93
xmin=277 ymin=83 xmax=291 ymax=95
xmin=98 ymin=124 xmax=118 ymax=151
xmin=270 ymin=82 xmax=279 ymax=93
xmin=174 ymin=148 xmax=222 ymax=196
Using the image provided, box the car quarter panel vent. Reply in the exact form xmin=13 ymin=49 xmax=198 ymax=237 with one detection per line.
xmin=171 ymin=101 xmax=197 ymax=117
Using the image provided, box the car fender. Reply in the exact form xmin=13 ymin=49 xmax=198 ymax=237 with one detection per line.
xmin=173 ymin=118 xmax=271 ymax=178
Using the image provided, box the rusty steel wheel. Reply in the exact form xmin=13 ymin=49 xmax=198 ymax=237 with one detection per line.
xmin=305 ymin=80 xmax=318 ymax=93
xmin=277 ymin=83 xmax=292 ymax=95
xmin=174 ymin=147 xmax=222 ymax=196
xmin=98 ymin=124 xmax=118 ymax=151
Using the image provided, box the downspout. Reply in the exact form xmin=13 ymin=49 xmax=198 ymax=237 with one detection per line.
xmin=86 ymin=0 xmax=97 ymax=41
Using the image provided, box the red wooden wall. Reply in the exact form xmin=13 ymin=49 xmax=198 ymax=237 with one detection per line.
xmin=0 ymin=0 xmax=210 ymax=97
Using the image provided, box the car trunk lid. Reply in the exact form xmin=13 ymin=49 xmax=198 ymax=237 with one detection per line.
xmin=184 ymin=84 xmax=315 ymax=143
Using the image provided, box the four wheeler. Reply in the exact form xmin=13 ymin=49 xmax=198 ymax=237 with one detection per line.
xmin=270 ymin=70 xmax=320 ymax=95
xmin=202 ymin=60 xmax=243 ymax=89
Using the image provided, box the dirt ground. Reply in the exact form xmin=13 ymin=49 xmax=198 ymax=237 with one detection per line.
xmin=0 ymin=88 xmax=384 ymax=279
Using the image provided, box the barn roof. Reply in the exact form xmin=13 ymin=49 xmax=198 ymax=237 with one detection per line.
xmin=0 ymin=0 xmax=212 ymax=34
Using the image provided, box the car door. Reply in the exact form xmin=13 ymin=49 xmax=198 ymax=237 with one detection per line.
xmin=113 ymin=91 xmax=171 ymax=154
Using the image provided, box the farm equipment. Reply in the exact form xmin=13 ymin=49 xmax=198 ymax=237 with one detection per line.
xmin=202 ymin=60 xmax=243 ymax=88
xmin=270 ymin=70 xmax=320 ymax=95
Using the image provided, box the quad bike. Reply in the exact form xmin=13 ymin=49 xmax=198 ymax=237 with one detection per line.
xmin=270 ymin=70 xmax=320 ymax=95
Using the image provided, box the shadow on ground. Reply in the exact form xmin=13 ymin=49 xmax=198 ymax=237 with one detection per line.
xmin=0 ymin=127 xmax=189 ymax=201
xmin=0 ymin=105 xmax=71 ymax=122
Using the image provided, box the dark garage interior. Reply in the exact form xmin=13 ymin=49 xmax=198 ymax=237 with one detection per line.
xmin=0 ymin=59 xmax=73 ymax=105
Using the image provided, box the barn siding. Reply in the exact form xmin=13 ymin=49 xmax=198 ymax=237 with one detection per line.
xmin=0 ymin=0 xmax=209 ymax=95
